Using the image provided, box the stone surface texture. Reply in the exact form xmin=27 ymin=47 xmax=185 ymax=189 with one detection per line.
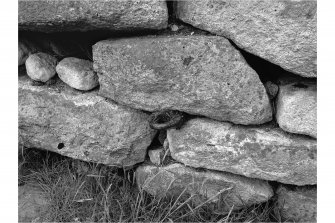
xmin=276 ymin=80 xmax=317 ymax=138
xmin=19 ymin=74 xmax=156 ymax=167
xmin=176 ymin=0 xmax=317 ymax=78
xmin=148 ymin=148 xmax=165 ymax=165
xmin=19 ymin=0 xmax=168 ymax=32
xmin=25 ymin=52 xmax=58 ymax=82
xmin=277 ymin=185 xmax=317 ymax=222
xmin=56 ymin=57 xmax=99 ymax=91
xmin=19 ymin=185 xmax=49 ymax=223
xmin=136 ymin=163 xmax=273 ymax=211
xmin=265 ymin=81 xmax=279 ymax=100
xmin=93 ymin=35 xmax=272 ymax=125
xmin=167 ymin=118 xmax=316 ymax=185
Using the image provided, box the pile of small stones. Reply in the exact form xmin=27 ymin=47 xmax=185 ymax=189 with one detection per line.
xmin=20 ymin=40 xmax=98 ymax=91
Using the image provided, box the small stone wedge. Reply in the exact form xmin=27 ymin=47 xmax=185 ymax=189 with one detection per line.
xmin=276 ymin=80 xmax=316 ymax=138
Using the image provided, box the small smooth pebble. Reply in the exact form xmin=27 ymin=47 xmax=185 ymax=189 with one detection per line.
xmin=25 ymin=52 xmax=58 ymax=82
xmin=56 ymin=57 xmax=99 ymax=91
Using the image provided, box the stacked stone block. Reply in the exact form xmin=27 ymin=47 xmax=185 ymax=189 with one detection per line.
xmin=18 ymin=1 xmax=317 ymax=222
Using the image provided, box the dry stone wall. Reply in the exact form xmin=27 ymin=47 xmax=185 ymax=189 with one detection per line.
xmin=18 ymin=0 xmax=317 ymax=221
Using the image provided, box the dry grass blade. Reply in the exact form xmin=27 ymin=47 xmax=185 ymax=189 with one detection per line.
xmin=18 ymin=148 xmax=284 ymax=223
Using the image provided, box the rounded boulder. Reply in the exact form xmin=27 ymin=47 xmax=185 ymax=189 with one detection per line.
xmin=25 ymin=52 xmax=58 ymax=82
xmin=56 ymin=57 xmax=99 ymax=91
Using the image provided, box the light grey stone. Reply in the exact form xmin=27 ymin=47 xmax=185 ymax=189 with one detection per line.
xmin=277 ymin=185 xmax=316 ymax=222
xmin=276 ymin=80 xmax=316 ymax=138
xmin=25 ymin=52 xmax=58 ymax=82
xmin=170 ymin=24 xmax=179 ymax=32
xmin=136 ymin=163 xmax=273 ymax=211
xmin=176 ymin=0 xmax=317 ymax=78
xmin=148 ymin=148 xmax=165 ymax=165
xmin=56 ymin=57 xmax=99 ymax=91
xmin=19 ymin=0 xmax=168 ymax=32
xmin=167 ymin=118 xmax=316 ymax=185
xmin=93 ymin=35 xmax=272 ymax=125
xmin=18 ymin=74 xmax=156 ymax=167
xmin=19 ymin=185 xmax=48 ymax=223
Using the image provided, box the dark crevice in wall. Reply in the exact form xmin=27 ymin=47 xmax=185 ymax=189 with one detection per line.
xmin=227 ymin=39 xmax=316 ymax=84
xmin=168 ymin=9 xmax=315 ymax=85
xmin=19 ymin=28 xmax=165 ymax=61
xmin=269 ymin=180 xmax=317 ymax=192
xmin=166 ymin=0 xmax=176 ymax=24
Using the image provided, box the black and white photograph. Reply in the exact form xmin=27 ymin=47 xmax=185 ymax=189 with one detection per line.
xmin=1 ymin=0 xmax=330 ymax=222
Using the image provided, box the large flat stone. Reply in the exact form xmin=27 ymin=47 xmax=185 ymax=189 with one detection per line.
xmin=93 ymin=35 xmax=272 ymax=125
xmin=167 ymin=118 xmax=316 ymax=185
xmin=277 ymin=185 xmax=317 ymax=222
xmin=176 ymin=0 xmax=316 ymax=78
xmin=136 ymin=163 xmax=273 ymax=211
xmin=19 ymin=74 xmax=156 ymax=167
xmin=276 ymin=80 xmax=316 ymax=138
xmin=19 ymin=0 xmax=168 ymax=32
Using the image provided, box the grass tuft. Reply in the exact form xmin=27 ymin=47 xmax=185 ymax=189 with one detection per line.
xmin=19 ymin=148 xmax=283 ymax=222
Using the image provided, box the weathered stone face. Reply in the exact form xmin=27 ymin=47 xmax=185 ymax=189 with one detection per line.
xmin=19 ymin=0 xmax=168 ymax=32
xmin=93 ymin=35 xmax=272 ymax=125
xmin=136 ymin=163 xmax=273 ymax=211
xmin=276 ymin=80 xmax=317 ymax=138
xmin=167 ymin=118 xmax=316 ymax=185
xmin=176 ymin=0 xmax=316 ymax=78
xmin=277 ymin=185 xmax=317 ymax=222
xmin=148 ymin=148 xmax=165 ymax=166
xmin=19 ymin=74 xmax=156 ymax=167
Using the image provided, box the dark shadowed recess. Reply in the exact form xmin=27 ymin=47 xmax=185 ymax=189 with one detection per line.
xmin=19 ymin=28 xmax=164 ymax=61
xmin=227 ymin=39 xmax=317 ymax=84
xmin=167 ymin=0 xmax=177 ymax=23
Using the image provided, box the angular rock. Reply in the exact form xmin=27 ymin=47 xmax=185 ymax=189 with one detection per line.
xmin=19 ymin=0 xmax=168 ymax=32
xmin=167 ymin=118 xmax=317 ymax=185
xmin=148 ymin=148 xmax=165 ymax=165
xmin=25 ymin=52 xmax=58 ymax=82
xmin=276 ymin=80 xmax=317 ymax=138
xmin=56 ymin=57 xmax=99 ymax=91
xmin=93 ymin=36 xmax=272 ymax=125
xmin=176 ymin=0 xmax=317 ymax=78
xmin=18 ymin=74 xmax=156 ymax=167
xmin=277 ymin=185 xmax=317 ymax=222
xmin=265 ymin=81 xmax=279 ymax=100
xmin=18 ymin=39 xmax=38 ymax=66
xmin=136 ymin=163 xmax=273 ymax=211
xmin=19 ymin=185 xmax=49 ymax=222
